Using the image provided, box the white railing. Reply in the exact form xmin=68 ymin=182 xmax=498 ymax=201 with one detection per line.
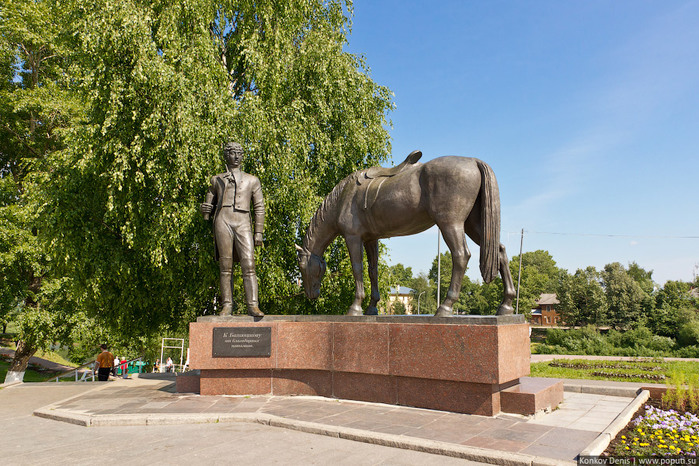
xmin=49 ymin=357 xmax=143 ymax=383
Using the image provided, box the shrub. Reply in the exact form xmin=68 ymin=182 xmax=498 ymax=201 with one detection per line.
xmin=678 ymin=321 xmax=699 ymax=347
xmin=675 ymin=346 xmax=699 ymax=358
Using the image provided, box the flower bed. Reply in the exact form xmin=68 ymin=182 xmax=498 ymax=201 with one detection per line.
xmin=609 ymin=404 xmax=699 ymax=457
xmin=591 ymin=371 xmax=665 ymax=381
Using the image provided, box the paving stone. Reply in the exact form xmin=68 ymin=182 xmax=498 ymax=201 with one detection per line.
xmin=461 ymin=435 xmax=529 ymax=452
xmin=534 ymin=427 xmax=598 ymax=448
xmin=8 ymin=374 xmax=640 ymax=464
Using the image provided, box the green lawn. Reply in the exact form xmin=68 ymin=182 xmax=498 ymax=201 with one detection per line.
xmin=33 ymin=349 xmax=78 ymax=368
xmin=530 ymin=358 xmax=699 ymax=384
xmin=0 ymin=358 xmax=64 ymax=383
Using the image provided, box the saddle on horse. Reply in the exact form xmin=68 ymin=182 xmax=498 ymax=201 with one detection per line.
xmin=357 ymin=150 xmax=423 ymax=212
xmin=358 ymin=150 xmax=422 ymax=185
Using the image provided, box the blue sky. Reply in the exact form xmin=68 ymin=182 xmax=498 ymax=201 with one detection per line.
xmin=344 ymin=0 xmax=699 ymax=285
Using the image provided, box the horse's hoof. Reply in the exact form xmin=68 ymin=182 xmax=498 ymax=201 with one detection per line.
xmin=365 ymin=306 xmax=378 ymax=316
xmin=496 ymin=304 xmax=514 ymax=315
xmin=347 ymin=306 xmax=363 ymax=316
xmin=434 ymin=305 xmax=453 ymax=317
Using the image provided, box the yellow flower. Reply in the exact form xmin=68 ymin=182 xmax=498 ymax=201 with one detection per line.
xmin=625 ymin=447 xmax=630 ymax=450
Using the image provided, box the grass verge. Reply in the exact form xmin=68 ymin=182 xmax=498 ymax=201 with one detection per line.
xmin=530 ymin=358 xmax=699 ymax=384
xmin=0 ymin=355 xmax=65 ymax=383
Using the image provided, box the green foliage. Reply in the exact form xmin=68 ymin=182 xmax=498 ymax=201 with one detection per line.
xmin=509 ymin=250 xmax=564 ymax=312
xmin=391 ymin=300 xmax=407 ymax=315
xmin=0 ymin=356 xmax=63 ymax=382
xmin=536 ymin=325 xmax=693 ymax=357
xmin=627 ymin=262 xmax=655 ymax=295
xmin=409 ymin=273 xmax=436 ymax=314
xmin=557 ymin=266 xmax=607 ymax=327
xmin=530 ymin=358 xmax=699 ymax=385
xmin=457 ymin=276 xmax=502 ymax=315
xmin=539 ymin=326 xmax=613 ymax=355
xmin=662 ymin=371 xmax=699 ymax=414
xmin=388 ymin=263 xmax=413 ymax=286
xmin=602 ymin=262 xmax=649 ymax=330
xmin=0 ymin=177 xmax=36 ymax=327
xmin=39 ymin=0 xmax=393 ymax=338
xmin=678 ymin=321 xmax=699 ymax=347
xmin=0 ymin=0 xmax=84 ymax=375
xmin=607 ymin=326 xmax=676 ymax=355
xmin=428 ymin=251 xmax=452 ymax=305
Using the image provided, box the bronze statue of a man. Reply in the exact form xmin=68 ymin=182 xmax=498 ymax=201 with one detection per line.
xmin=201 ymin=142 xmax=264 ymax=317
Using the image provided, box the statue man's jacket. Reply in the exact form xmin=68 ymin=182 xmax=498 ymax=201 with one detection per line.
xmin=205 ymin=170 xmax=264 ymax=257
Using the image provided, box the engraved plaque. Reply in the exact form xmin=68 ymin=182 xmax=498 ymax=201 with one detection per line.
xmin=212 ymin=327 xmax=272 ymax=357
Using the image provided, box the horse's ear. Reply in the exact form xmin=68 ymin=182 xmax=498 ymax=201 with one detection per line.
xmin=295 ymin=244 xmax=303 ymax=252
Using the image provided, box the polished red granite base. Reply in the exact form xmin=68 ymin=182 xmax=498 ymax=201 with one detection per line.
xmin=187 ymin=315 xmax=560 ymax=415
xmin=500 ymin=377 xmax=564 ymax=415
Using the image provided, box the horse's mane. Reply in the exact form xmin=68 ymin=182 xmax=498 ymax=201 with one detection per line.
xmin=303 ymin=172 xmax=358 ymax=250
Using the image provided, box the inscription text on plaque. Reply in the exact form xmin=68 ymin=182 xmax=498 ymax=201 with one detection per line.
xmin=212 ymin=327 xmax=272 ymax=357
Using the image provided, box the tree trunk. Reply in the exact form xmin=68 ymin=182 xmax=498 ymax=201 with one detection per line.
xmin=5 ymin=340 xmax=37 ymax=383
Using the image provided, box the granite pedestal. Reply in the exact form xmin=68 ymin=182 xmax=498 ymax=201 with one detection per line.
xmin=187 ymin=315 xmax=562 ymax=416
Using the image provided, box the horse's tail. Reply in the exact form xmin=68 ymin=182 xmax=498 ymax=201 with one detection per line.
xmin=476 ymin=160 xmax=500 ymax=283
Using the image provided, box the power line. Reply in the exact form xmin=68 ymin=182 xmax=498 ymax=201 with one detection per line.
xmin=508 ymin=230 xmax=699 ymax=240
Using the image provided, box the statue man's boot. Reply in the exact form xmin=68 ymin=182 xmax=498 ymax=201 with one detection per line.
xmin=219 ymin=268 xmax=234 ymax=316
xmin=243 ymin=272 xmax=264 ymax=317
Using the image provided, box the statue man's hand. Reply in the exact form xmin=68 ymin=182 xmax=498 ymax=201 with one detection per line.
xmin=201 ymin=203 xmax=213 ymax=220
xmin=254 ymin=232 xmax=263 ymax=247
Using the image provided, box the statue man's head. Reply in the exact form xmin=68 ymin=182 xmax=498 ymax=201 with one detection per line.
xmin=223 ymin=141 xmax=244 ymax=168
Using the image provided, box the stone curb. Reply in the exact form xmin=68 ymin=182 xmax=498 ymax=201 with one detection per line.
xmin=578 ymin=389 xmax=650 ymax=457
xmin=0 ymin=380 xmax=23 ymax=389
xmin=32 ymin=406 xmax=575 ymax=465
xmin=563 ymin=383 xmax=639 ymax=398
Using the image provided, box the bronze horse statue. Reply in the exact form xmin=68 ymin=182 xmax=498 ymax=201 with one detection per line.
xmin=296 ymin=151 xmax=515 ymax=317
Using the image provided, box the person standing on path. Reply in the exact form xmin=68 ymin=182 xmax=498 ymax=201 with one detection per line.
xmin=94 ymin=345 xmax=115 ymax=382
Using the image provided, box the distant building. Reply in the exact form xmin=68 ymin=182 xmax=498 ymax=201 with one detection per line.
xmin=530 ymin=293 xmax=562 ymax=326
xmin=386 ymin=286 xmax=415 ymax=314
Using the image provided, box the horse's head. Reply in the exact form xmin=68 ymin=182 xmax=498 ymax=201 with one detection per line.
xmin=295 ymin=244 xmax=326 ymax=299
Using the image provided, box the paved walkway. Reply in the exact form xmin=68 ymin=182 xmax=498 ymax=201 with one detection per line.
xmin=7 ymin=374 xmax=645 ymax=465
xmin=2 ymin=380 xmax=486 ymax=466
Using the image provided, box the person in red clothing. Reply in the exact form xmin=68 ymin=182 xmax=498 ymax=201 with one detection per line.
xmin=94 ymin=345 xmax=115 ymax=382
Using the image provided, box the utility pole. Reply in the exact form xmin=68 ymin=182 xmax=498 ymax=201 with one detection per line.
xmin=437 ymin=230 xmax=441 ymax=308
xmin=516 ymin=228 xmax=524 ymax=314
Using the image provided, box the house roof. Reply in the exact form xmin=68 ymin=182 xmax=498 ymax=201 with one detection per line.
xmin=389 ymin=286 xmax=414 ymax=296
xmin=536 ymin=293 xmax=560 ymax=305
